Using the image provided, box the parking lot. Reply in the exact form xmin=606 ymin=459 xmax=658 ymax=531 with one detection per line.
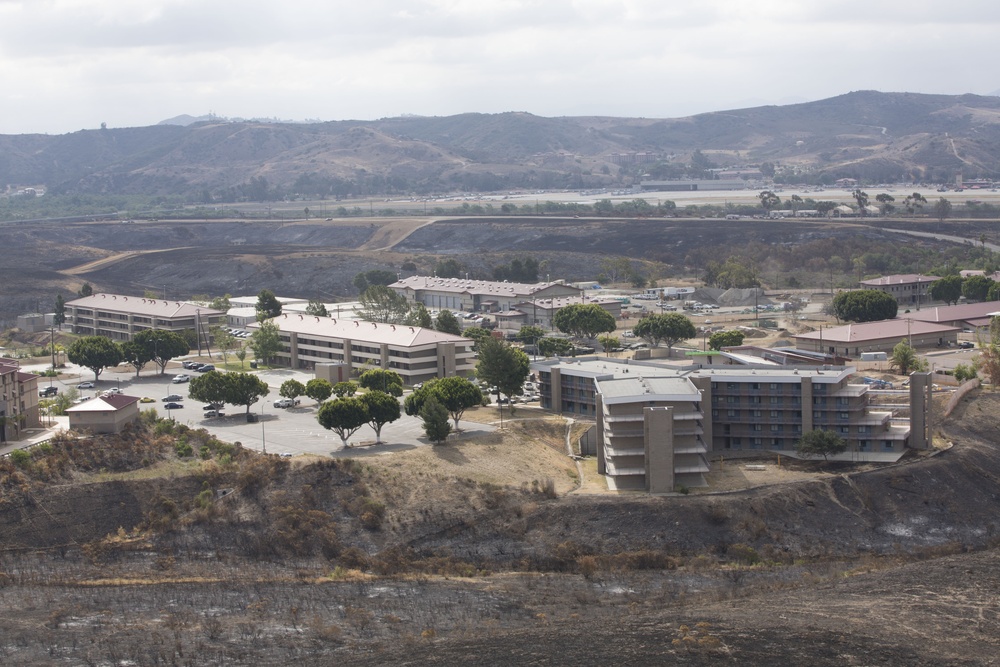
xmin=33 ymin=362 xmax=497 ymax=457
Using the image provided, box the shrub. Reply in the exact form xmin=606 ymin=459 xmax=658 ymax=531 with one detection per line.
xmin=175 ymin=441 xmax=194 ymax=458
xmin=9 ymin=449 xmax=30 ymax=468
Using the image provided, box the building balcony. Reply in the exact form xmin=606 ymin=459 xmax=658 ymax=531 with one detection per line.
xmin=604 ymin=460 xmax=645 ymax=477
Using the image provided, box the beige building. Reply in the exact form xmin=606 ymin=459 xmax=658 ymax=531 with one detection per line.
xmin=66 ymin=394 xmax=140 ymax=434
xmin=250 ymin=313 xmax=476 ymax=384
xmin=0 ymin=360 xmax=40 ymax=443
xmin=65 ymin=293 xmax=226 ymax=344
xmin=859 ymin=274 xmax=940 ymax=306
xmin=793 ymin=320 xmax=960 ymax=356
xmin=391 ymin=276 xmax=581 ymax=313
xmin=493 ymin=297 xmax=622 ymax=334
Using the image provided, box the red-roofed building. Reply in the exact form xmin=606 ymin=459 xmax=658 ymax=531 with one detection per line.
xmin=66 ymin=394 xmax=141 ymax=434
xmin=793 ymin=320 xmax=959 ymax=356
xmin=899 ymin=300 xmax=1000 ymax=334
xmin=0 ymin=360 xmax=40 ymax=442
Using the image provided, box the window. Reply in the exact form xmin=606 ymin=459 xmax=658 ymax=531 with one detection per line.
xmin=751 ymin=383 xmax=761 ymax=390
xmin=727 ymin=409 xmax=738 ymax=418
xmin=839 ymin=412 xmax=850 ymax=420
xmin=751 ymin=438 xmax=763 ymax=449
xmin=770 ymin=438 xmax=781 ymax=449
xmin=857 ymin=425 xmax=870 ymax=434
xmin=839 ymin=426 xmax=850 ymax=434
xmin=770 ymin=410 xmax=779 ymax=418
xmin=749 ymin=396 xmax=762 ymax=404
xmin=770 ymin=424 xmax=781 ymax=432
xmin=712 ymin=409 xmax=719 ymax=418
xmin=752 ymin=424 xmax=762 ymax=431
xmin=769 ymin=383 xmax=779 ymax=390
xmin=753 ymin=410 xmax=762 ymax=418
xmin=770 ymin=396 xmax=781 ymax=404
xmin=727 ymin=396 xmax=738 ymax=404
xmin=858 ymin=440 xmax=870 ymax=451
xmin=837 ymin=397 xmax=850 ymax=406
xmin=883 ymin=441 xmax=895 ymax=451
xmin=727 ymin=383 xmax=737 ymax=390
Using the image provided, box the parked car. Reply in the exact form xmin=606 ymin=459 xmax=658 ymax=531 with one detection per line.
xmin=204 ymin=409 xmax=224 ymax=418
xmin=187 ymin=362 xmax=205 ymax=371
xmin=162 ymin=394 xmax=183 ymax=402
xmin=172 ymin=374 xmax=191 ymax=383
xmin=202 ymin=403 xmax=223 ymax=410
xmin=102 ymin=387 xmax=122 ymax=395
xmin=273 ymin=397 xmax=301 ymax=408
xmin=196 ymin=364 xmax=216 ymax=373
xmin=140 ymin=397 xmax=155 ymax=403
xmin=958 ymin=341 xmax=975 ymax=349
xmin=163 ymin=402 xmax=183 ymax=410
xmin=77 ymin=381 xmax=95 ymax=389
xmin=39 ymin=386 xmax=58 ymax=397
xmin=182 ymin=361 xmax=200 ymax=369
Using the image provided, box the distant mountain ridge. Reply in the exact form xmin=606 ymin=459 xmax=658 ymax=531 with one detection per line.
xmin=3 ymin=91 xmax=1000 ymax=197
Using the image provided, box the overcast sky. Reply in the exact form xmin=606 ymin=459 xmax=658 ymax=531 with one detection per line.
xmin=1 ymin=0 xmax=998 ymax=135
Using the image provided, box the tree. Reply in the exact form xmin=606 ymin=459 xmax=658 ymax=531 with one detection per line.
xmin=234 ymin=346 xmax=248 ymax=370
xmin=476 ymin=337 xmax=530 ymax=414
xmin=405 ymin=304 xmax=433 ymax=328
xmin=333 ymin=381 xmax=358 ymax=398
xmin=224 ymin=372 xmax=270 ymax=418
xmin=933 ymin=197 xmax=953 ymax=222
xmin=553 ymin=304 xmax=616 ymax=340
xmin=317 ymin=397 xmax=369 ymax=448
xmin=279 ymin=379 xmax=306 ymax=401
xmin=978 ymin=317 xmax=1000 ymax=385
xmin=930 ymin=275 xmax=964 ymax=306
xmin=633 ymin=313 xmax=696 ymax=352
xmin=597 ymin=257 xmax=632 ymax=284
xmin=433 ymin=258 xmax=464 ymax=279
xmin=212 ymin=326 xmax=237 ymax=367
xmin=890 ymin=339 xmax=927 ymax=375
xmin=953 ymin=363 xmax=977 ymax=383
xmin=435 ymin=309 xmax=462 ymax=336
xmin=831 ymin=290 xmax=898 ymax=323
xmin=904 ymin=192 xmax=927 ymax=214
xmin=816 ymin=201 xmax=838 ymax=216
xmin=67 ymin=336 xmax=123 ymax=381
xmin=962 ymin=275 xmax=994 ymax=302
xmin=709 ymin=330 xmax=746 ymax=350
xmin=875 ymin=193 xmax=895 ymax=215
xmin=358 ymin=369 xmax=404 ymax=396
xmin=852 ymin=189 xmax=870 ymax=216
xmin=250 ymin=319 xmax=282 ymax=366
xmin=419 ymin=396 xmax=451 ymax=444
xmin=130 ymin=330 xmax=190 ymax=375
xmin=795 ymin=429 xmax=848 ymax=462
xmin=305 ymin=300 xmax=328 ymax=317
xmin=492 ymin=257 xmax=540 ymax=283
xmin=597 ymin=334 xmax=620 ymax=353
xmin=758 ymin=190 xmax=780 ymax=211
xmin=404 ymin=377 xmax=483 ymax=430
xmin=356 ymin=285 xmax=410 ymax=324
xmin=538 ymin=337 xmax=574 ymax=357
xmin=54 ymin=295 xmax=66 ymax=328
xmin=353 ymin=269 xmax=398 ymax=293
xmin=989 ymin=281 xmax=1000 ymax=303
xmin=462 ymin=326 xmax=493 ymax=351
xmin=209 ymin=294 xmax=232 ymax=312
xmin=255 ymin=289 xmax=282 ymax=320
xmin=305 ymin=378 xmax=334 ymax=404
xmin=78 ymin=283 xmax=93 ymax=297
xmin=515 ymin=325 xmax=547 ymax=346
xmin=120 ymin=340 xmax=152 ymax=378
xmin=360 ymin=390 xmax=401 ymax=443
xmin=188 ymin=370 xmax=230 ymax=407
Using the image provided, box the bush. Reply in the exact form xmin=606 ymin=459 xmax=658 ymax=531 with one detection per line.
xmin=9 ymin=449 xmax=30 ymax=468
xmin=175 ymin=441 xmax=194 ymax=458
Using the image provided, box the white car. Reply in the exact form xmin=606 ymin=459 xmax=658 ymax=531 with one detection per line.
xmin=77 ymin=381 xmax=95 ymax=389
xmin=101 ymin=387 xmax=123 ymax=396
xmin=273 ymin=397 xmax=301 ymax=408
xmin=172 ymin=374 xmax=191 ymax=383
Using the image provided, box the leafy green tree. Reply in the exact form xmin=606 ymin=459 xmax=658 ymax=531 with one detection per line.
xmin=933 ymin=197 xmax=953 ymax=222
xmin=633 ymin=313 xmax=696 ymax=352
xmin=420 ymin=396 xmax=451 ymax=444
xmin=904 ymin=192 xmax=927 ymax=214
xmin=852 ymin=189 xmax=870 ymax=216
xmin=306 ymin=300 xmax=328 ymax=317
xmin=234 ymin=346 xmax=248 ymax=370
xmin=795 ymin=429 xmax=848 ymax=462
xmin=538 ymin=337 xmax=574 ymax=357
xmin=360 ymin=390 xmax=401 ymax=443
xmin=875 ymin=193 xmax=895 ymax=215
xmin=553 ymin=303 xmax=616 ymax=340
xmin=356 ymin=285 xmax=410 ymax=324
xmin=434 ymin=258 xmax=464 ymax=279
xmin=709 ymin=329 xmax=746 ymax=350
xmin=597 ymin=257 xmax=633 ymax=284
xmin=78 ymin=282 xmax=93 ymax=297
xmin=404 ymin=377 xmax=483 ymax=430
xmin=209 ymin=294 xmax=232 ymax=312
xmin=515 ymin=325 xmax=547 ymax=345
xmin=476 ymin=337 xmax=530 ymax=413
xmin=255 ymin=289 xmax=282 ymax=320
xmin=279 ymin=379 xmax=306 ymax=400
xmin=211 ymin=326 xmax=237 ymax=367
xmin=493 ymin=257 xmax=540 ymax=283
xmin=704 ymin=256 xmax=760 ymax=289
xmin=120 ymin=340 xmax=153 ymax=378
xmin=930 ymin=275 xmax=964 ymax=305
xmin=353 ymin=269 xmax=398 ymax=293
xmin=405 ymin=304 xmax=433 ymax=328
xmin=831 ymin=290 xmax=898 ymax=323
xmin=67 ymin=336 xmax=123 ymax=381
xmin=962 ymin=275 xmax=994 ymax=302
xmin=598 ymin=334 xmax=620 ymax=353
xmin=816 ymin=201 xmax=838 ymax=216
xmin=462 ymin=326 xmax=493 ymax=351
xmin=358 ymin=369 xmax=403 ymax=396
xmin=953 ymin=363 xmax=977 ymax=383
xmin=333 ymin=380 xmax=358 ymax=397
xmin=758 ymin=190 xmax=781 ymax=211
xmin=305 ymin=378 xmax=334 ymax=404
xmin=54 ymin=294 xmax=66 ymax=328
xmin=317 ymin=397 xmax=369 ymax=448
xmin=988 ymin=281 xmax=1000 ymax=303
xmin=978 ymin=317 xmax=1000 ymax=385
xmin=890 ymin=339 xmax=927 ymax=375
xmin=224 ymin=372 xmax=270 ymax=418
xmin=250 ymin=319 xmax=282 ymax=366
xmin=188 ymin=370 xmax=230 ymax=406
xmin=435 ymin=309 xmax=462 ymax=335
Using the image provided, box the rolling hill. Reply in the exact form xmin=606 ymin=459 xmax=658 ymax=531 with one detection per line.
xmin=3 ymin=91 xmax=1000 ymax=197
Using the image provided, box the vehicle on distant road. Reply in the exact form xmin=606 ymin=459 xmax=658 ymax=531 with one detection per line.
xmin=162 ymin=394 xmax=183 ymax=402
xmin=39 ymin=386 xmax=58 ymax=397
xmin=78 ymin=381 xmax=95 ymax=389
